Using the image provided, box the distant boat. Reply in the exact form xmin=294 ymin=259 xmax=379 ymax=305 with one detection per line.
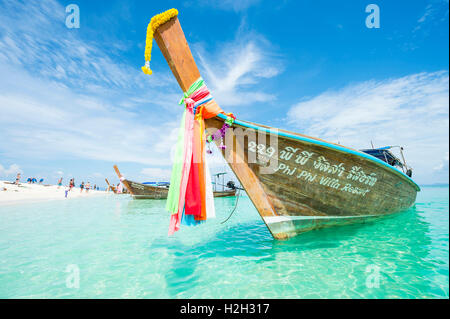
xmin=211 ymin=172 xmax=241 ymax=197
xmin=113 ymin=165 xmax=236 ymax=199
xmin=148 ymin=13 xmax=420 ymax=239
xmin=105 ymin=178 xmax=117 ymax=194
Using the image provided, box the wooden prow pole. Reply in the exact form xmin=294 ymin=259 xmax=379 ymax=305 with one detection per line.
xmin=105 ymin=178 xmax=110 ymax=192
xmin=153 ymin=16 xmax=280 ymax=238
xmin=113 ymin=165 xmax=122 ymax=179
xmin=113 ymin=165 xmax=133 ymax=195
xmin=105 ymin=178 xmax=115 ymax=193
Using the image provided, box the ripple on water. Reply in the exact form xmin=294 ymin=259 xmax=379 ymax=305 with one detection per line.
xmin=0 ymin=187 xmax=448 ymax=298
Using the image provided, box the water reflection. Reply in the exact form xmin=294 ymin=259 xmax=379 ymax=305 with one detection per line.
xmin=125 ymin=198 xmax=166 ymax=215
xmin=146 ymin=205 xmax=434 ymax=297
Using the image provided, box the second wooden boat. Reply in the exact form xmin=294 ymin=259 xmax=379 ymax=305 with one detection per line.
xmin=105 ymin=178 xmax=117 ymax=194
xmin=114 ymin=165 xmax=236 ymax=199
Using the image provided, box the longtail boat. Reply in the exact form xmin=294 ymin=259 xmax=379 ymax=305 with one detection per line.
xmin=114 ymin=165 xmax=236 ymax=199
xmin=105 ymin=178 xmax=117 ymax=193
xmin=145 ymin=11 xmax=420 ymax=239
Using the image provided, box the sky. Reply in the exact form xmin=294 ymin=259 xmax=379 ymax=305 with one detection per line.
xmin=0 ymin=0 xmax=448 ymax=189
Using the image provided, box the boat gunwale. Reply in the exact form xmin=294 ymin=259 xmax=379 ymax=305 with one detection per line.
xmin=216 ymin=113 xmax=420 ymax=191
xmin=126 ymin=179 xmax=170 ymax=191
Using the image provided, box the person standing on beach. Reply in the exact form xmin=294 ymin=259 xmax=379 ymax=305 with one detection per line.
xmin=15 ymin=173 xmax=21 ymax=185
xmin=58 ymin=177 xmax=63 ymax=189
xmin=85 ymin=182 xmax=90 ymax=193
xmin=69 ymin=178 xmax=74 ymax=191
xmin=117 ymin=182 xmax=123 ymax=194
xmin=80 ymin=182 xmax=85 ymax=193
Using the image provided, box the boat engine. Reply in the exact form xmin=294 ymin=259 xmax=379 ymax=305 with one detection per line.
xmin=226 ymin=181 xmax=236 ymax=190
xmin=406 ymin=169 xmax=413 ymax=177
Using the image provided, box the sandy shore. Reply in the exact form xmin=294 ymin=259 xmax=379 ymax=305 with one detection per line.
xmin=0 ymin=180 xmax=111 ymax=205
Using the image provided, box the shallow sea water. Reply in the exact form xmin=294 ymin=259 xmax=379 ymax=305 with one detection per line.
xmin=0 ymin=186 xmax=448 ymax=298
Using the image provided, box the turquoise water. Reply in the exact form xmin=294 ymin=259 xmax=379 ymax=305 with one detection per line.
xmin=0 ymin=186 xmax=448 ymax=298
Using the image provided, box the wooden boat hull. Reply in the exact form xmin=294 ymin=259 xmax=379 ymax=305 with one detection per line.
xmin=212 ymin=189 xmax=237 ymax=198
xmin=126 ymin=180 xmax=170 ymax=199
xmin=148 ymin=15 xmax=420 ymax=239
xmin=205 ymin=116 xmax=419 ymax=239
xmin=125 ymin=180 xmax=236 ymax=199
xmin=105 ymin=178 xmax=117 ymax=194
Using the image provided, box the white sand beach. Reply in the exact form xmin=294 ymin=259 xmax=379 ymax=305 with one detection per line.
xmin=0 ymin=180 xmax=111 ymax=205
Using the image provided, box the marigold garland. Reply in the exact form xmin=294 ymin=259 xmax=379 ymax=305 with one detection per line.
xmin=141 ymin=8 xmax=178 ymax=75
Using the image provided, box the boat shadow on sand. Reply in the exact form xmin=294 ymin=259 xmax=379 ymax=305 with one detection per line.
xmin=147 ymin=206 xmax=429 ymax=297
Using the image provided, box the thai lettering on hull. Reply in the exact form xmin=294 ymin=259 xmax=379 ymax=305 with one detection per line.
xmin=249 ymin=143 xmax=378 ymax=197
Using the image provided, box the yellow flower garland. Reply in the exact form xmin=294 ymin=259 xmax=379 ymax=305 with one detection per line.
xmin=141 ymin=8 xmax=178 ymax=75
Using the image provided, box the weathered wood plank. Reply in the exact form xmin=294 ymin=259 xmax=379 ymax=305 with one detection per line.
xmin=209 ymin=117 xmax=418 ymax=238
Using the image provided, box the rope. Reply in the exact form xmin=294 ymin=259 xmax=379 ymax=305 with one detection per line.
xmin=220 ymin=188 xmax=241 ymax=224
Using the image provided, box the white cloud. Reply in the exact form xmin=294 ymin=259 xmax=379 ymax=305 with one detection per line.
xmin=193 ymin=18 xmax=283 ymax=107
xmin=413 ymin=1 xmax=449 ymax=33
xmin=0 ymin=163 xmax=22 ymax=177
xmin=0 ymin=0 xmax=282 ymax=177
xmin=418 ymin=4 xmax=433 ymax=24
xmin=0 ymin=63 xmax=181 ymax=165
xmin=0 ymin=0 xmax=182 ymax=166
xmin=140 ymin=168 xmax=172 ymax=181
xmin=287 ymin=71 xmax=449 ymax=184
xmin=433 ymin=151 xmax=449 ymax=172
xmin=0 ymin=0 xmax=177 ymax=95
xmin=195 ymin=30 xmax=282 ymax=108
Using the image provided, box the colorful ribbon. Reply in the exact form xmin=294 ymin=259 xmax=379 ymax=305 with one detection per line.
xmin=166 ymin=78 xmax=223 ymax=235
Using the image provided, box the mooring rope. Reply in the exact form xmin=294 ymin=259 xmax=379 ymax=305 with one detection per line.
xmin=221 ymin=187 xmax=241 ymax=224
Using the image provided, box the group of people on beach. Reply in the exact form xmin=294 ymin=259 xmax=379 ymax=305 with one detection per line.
xmin=79 ymin=181 xmax=94 ymax=193
xmin=61 ymin=178 xmax=98 ymax=192
xmin=13 ymin=173 xmax=100 ymax=196
xmin=13 ymin=173 xmax=43 ymax=185
xmin=62 ymin=178 xmax=100 ymax=198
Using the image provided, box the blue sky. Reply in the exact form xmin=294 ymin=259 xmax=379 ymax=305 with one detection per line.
xmin=0 ymin=0 xmax=448 ymax=188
